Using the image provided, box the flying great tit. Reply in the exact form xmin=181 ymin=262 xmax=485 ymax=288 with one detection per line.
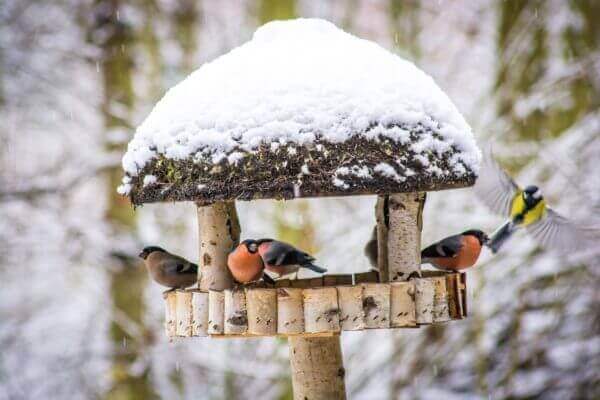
xmin=474 ymin=150 xmax=596 ymax=254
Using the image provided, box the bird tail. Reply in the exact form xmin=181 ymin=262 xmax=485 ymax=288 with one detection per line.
xmin=487 ymin=221 xmax=516 ymax=253
xmin=301 ymin=262 xmax=327 ymax=274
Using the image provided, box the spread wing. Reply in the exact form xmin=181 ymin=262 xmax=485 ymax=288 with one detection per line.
xmin=474 ymin=148 xmax=521 ymax=216
xmin=527 ymin=208 xmax=599 ymax=255
xmin=421 ymin=234 xmax=463 ymax=258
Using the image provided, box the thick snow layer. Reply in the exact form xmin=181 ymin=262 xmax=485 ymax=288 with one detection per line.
xmin=120 ymin=18 xmax=479 ymax=191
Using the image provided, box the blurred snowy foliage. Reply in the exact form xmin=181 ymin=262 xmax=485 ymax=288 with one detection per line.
xmin=1 ymin=1 xmax=598 ymax=399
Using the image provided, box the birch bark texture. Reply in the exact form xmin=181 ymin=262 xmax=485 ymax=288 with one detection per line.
xmin=197 ymin=201 xmax=240 ymax=291
xmin=289 ymin=336 xmax=347 ymax=400
xmin=385 ymin=192 xmax=426 ymax=282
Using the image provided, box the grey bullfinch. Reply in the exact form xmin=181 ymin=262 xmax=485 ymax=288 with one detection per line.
xmin=139 ymin=246 xmax=198 ymax=291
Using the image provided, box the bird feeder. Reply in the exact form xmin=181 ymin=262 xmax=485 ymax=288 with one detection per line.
xmin=119 ymin=19 xmax=479 ymax=400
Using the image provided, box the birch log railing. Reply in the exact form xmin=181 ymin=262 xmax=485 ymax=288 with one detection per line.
xmin=164 ymin=271 xmax=467 ymax=339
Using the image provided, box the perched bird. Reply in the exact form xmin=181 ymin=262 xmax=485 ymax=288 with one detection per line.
xmin=256 ymin=238 xmax=327 ymax=278
xmin=475 ymin=150 xmax=597 ymax=254
xmin=227 ymin=239 xmax=274 ymax=284
xmin=421 ymin=230 xmax=489 ymax=271
xmin=138 ymin=246 xmax=198 ymax=291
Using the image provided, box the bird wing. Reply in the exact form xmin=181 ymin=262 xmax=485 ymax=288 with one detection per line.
xmin=421 ymin=234 xmax=463 ymax=258
xmin=161 ymin=257 xmax=197 ymax=275
xmin=474 ymin=148 xmax=521 ymax=216
xmin=262 ymin=241 xmax=295 ymax=266
xmin=526 ymin=207 xmax=598 ymax=255
xmin=263 ymin=241 xmax=313 ymax=266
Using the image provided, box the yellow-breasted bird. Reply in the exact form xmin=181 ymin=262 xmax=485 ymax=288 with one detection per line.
xmin=475 ymin=150 xmax=596 ymax=254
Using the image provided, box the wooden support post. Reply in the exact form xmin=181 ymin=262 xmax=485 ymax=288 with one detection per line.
xmin=278 ymin=288 xmax=304 ymax=334
xmin=289 ymin=336 xmax=347 ymax=400
xmin=191 ymin=291 xmax=209 ymax=337
xmin=165 ymin=291 xmax=177 ymax=338
xmin=176 ymin=290 xmax=193 ymax=337
xmin=384 ymin=192 xmax=426 ymax=282
xmin=224 ymin=288 xmax=247 ymax=334
xmin=432 ymin=276 xmax=451 ymax=322
xmin=246 ymin=288 xmax=277 ymax=335
xmin=390 ymin=282 xmax=417 ymax=327
xmin=337 ymin=285 xmax=365 ymax=331
xmin=415 ymin=278 xmax=435 ymax=324
xmin=362 ymin=283 xmax=390 ymax=329
xmin=303 ymin=287 xmax=340 ymax=333
xmin=208 ymin=290 xmax=225 ymax=334
xmin=197 ymin=201 xmax=240 ymax=291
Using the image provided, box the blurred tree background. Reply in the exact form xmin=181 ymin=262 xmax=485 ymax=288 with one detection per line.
xmin=0 ymin=1 xmax=598 ymax=399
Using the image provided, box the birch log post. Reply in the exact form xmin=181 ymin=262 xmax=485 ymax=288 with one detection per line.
xmin=415 ymin=278 xmax=435 ymax=324
xmin=390 ymin=282 xmax=416 ymax=327
xmin=208 ymin=290 xmax=225 ymax=334
xmin=385 ymin=192 xmax=426 ymax=282
xmin=277 ymin=288 xmax=304 ymax=334
xmin=224 ymin=288 xmax=247 ymax=334
xmin=362 ymin=283 xmax=390 ymax=329
xmin=337 ymin=285 xmax=365 ymax=331
xmin=197 ymin=201 xmax=240 ymax=291
xmin=165 ymin=291 xmax=177 ymax=338
xmin=191 ymin=291 xmax=209 ymax=337
xmin=289 ymin=337 xmax=347 ymax=400
xmin=432 ymin=276 xmax=451 ymax=322
xmin=175 ymin=290 xmax=193 ymax=337
xmin=303 ymin=287 xmax=340 ymax=333
xmin=246 ymin=288 xmax=277 ymax=335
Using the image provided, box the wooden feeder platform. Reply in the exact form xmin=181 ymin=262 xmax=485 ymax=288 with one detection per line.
xmin=165 ymin=270 xmax=467 ymax=339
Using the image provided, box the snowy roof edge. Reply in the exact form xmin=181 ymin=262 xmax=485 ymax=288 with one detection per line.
xmin=124 ymin=132 xmax=477 ymax=206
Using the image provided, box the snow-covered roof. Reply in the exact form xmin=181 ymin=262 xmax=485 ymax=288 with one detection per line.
xmin=119 ymin=18 xmax=480 ymax=205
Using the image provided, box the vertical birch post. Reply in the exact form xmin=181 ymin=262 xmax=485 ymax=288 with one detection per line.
xmin=289 ymin=285 xmax=346 ymax=400
xmin=197 ymin=201 xmax=240 ymax=291
xmin=377 ymin=193 xmax=425 ymax=282
xmin=289 ymin=336 xmax=347 ymax=400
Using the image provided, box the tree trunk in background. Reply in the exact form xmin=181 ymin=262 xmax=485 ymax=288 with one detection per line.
xmin=87 ymin=1 xmax=157 ymax=399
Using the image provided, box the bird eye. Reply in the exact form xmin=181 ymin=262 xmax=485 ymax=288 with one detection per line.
xmin=248 ymin=243 xmax=258 ymax=252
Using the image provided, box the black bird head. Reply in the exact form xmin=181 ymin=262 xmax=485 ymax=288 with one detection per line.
xmin=462 ymin=229 xmax=489 ymax=245
xmin=523 ymin=185 xmax=543 ymax=207
xmin=241 ymin=239 xmax=259 ymax=253
xmin=138 ymin=246 xmax=166 ymax=259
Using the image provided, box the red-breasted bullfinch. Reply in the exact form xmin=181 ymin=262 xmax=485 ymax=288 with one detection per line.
xmin=228 ymin=239 xmax=327 ymax=283
xmin=255 ymin=238 xmax=327 ymax=277
xmin=227 ymin=240 xmax=275 ymax=284
xmin=139 ymin=246 xmax=198 ymax=290
xmin=421 ymin=230 xmax=489 ymax=271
